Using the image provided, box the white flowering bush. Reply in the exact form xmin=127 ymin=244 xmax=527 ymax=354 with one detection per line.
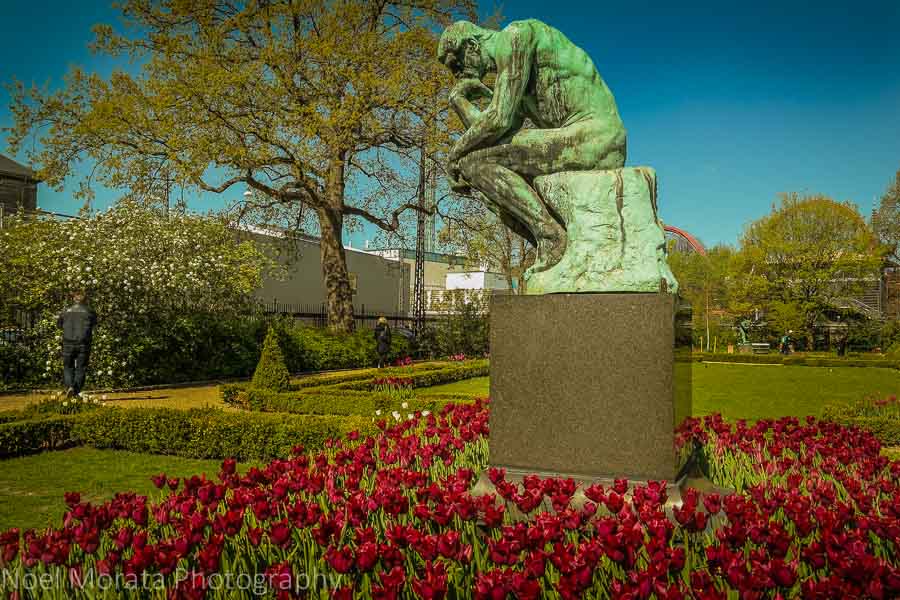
xmin=0 ymin=199 xmax=271 ymax=388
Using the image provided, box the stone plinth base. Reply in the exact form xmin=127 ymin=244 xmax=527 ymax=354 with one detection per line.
xmin=486 ymin=293 xmax=692 ymax=482
xmin=527 ymin=167 xmax=678 ymax=295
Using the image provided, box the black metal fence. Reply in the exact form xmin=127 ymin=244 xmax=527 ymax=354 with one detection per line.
xmin=256 ymin=300 xmax=444 ymax=331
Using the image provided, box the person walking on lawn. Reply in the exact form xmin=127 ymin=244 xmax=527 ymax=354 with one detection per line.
xmin=58 ymin=290 xmax=97 ymax=397
xmin=374 ymin=316 xmax=392 ymax=368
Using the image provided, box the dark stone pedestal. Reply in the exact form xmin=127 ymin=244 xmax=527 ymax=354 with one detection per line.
xmin=474 ymin=293 xmax=706 ymax=513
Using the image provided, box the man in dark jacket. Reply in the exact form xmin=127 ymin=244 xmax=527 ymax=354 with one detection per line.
xmin=374 ymin=317 xmax=392 ymax=368
xmin=58 ymin=291 xmax=97 ymax=397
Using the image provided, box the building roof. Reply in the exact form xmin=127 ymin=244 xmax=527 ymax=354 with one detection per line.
xmin=0 ymin=155 xmax=37 ymax=180
xmin=367 ymin=247 xmax=468 ymax=266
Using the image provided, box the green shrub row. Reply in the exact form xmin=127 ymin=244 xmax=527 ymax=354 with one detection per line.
xmin=694 ymin=353 xmax=899 ymax=369
xmin=220 ymin=360 xmax=487 ymax=404
xmin=823 ymin=401 xmax=900 ymax=446
xmin=334 ymin=360 xmax=490 ymax=391
xmin=292 ymin=361 xmax=454 ymax=390
xmin=224 ymin=387 xmax=472 ymax=416
xmin=0 ymin=407 xmax=375 ymax=461
xmin=0 ymin=416 xmax=78 ymax=458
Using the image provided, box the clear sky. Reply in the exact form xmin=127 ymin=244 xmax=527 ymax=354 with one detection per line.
xmin=2 ymin=0 xmax=899 ymax=248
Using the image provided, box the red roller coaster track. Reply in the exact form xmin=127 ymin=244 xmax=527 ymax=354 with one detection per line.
xmin=664 ymin=225 xmax=706 ymax=255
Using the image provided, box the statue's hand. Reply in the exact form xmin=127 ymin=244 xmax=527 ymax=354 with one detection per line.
xmin=447 ymin=160 xmax=471 ymax=194
xmin=449 ymin=176 xmax=472 ymax=195
xmin=450 ymin=77 xmax=493 ymax=101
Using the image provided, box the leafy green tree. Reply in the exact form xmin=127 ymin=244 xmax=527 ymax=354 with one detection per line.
xmin=252 ymin=327 xmax=291 ymax=392
xmin=0 ymin=199 xmax=269 ymax=387
xmin=668 ymin=244 xmax=734 ymax=350
xmin=6 ymin=0 xmax=476 ymax=332
xmin=730 ymin=193 xmax=882 ymax=346
xmin=871 ymin=168 xmax=900 ymax=262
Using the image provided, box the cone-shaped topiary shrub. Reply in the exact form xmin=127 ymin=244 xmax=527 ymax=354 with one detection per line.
xmin=252 ymin=327 xmax=291 ymax=392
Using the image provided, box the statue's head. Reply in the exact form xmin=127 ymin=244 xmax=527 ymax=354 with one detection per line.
xmin=438 ymin=21 xmax=492 ymax=80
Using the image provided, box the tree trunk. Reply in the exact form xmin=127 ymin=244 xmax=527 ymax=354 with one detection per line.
xmin=318 ymin=156 xmax=355 ymax=333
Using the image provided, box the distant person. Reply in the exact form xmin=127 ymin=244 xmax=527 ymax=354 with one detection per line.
xmin=58 ymin=290 xmax=97 ymax=397
xmin=374 ymin=316 xmax=392 ymax=368
xmin=780 ymin=330 xmax=793 ymax=355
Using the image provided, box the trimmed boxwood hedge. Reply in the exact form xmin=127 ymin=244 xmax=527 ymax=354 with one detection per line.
xmin=334 ymin=361 xmax=490 ymax=391
xmin=694 ymin=353 xmax=900 ymax=369
xmin=224 ymin=387 xmax=473 ymax=416
xmin=221 ymin=360 xmax=488 ymax=404
xmin=0 ymin=407 xmax=375 ymax=461
xmin=71 ymin=407 xmax=374 ymax=461
xmin=823 ymin=402 xmax=900 ymax=446
xmin=0 ymin=416 xmax=79 ymax=458
xmin=292 ymin=360 xmax=461 ymax=390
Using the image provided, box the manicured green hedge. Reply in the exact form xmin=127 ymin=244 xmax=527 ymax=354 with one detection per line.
xmin=334 ymin=361 xmax=490 ymax=391
xmin=292 ymin=360 xmax=457 ymax=390
xmin=823 ymin=402 xmax=900 ymax=446
xmin=0 ymin=407 xmax=375 ymax=461
xmin=0 ymin=416 xmax=78 ymax=458
xmin=224 ymin=387 xmax=471 ymax=416
xmin=70 ymin=408 xmax=374 ymax=461
xmin=221 ymin=360 xmax=487 ymax=403
xmin=694 ymin=353 xmax=899 ymax=369
xmin=0 ymin=411 xmax=24 ymax=425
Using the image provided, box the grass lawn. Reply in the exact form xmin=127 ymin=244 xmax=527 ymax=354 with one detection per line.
xmin=0 ymin=447 xmax=254 ymax=532
xmin=691 ymin=363 xmax=900 ymax=421
xmin=423 ymin=364 xmax=900 ymax=422
xmin=418 ymin=376 xmax=491 ymax=397
xmin=0 ymin=385 xmax=228 ymax=412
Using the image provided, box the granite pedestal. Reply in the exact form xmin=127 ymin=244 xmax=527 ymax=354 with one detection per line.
xmin=473 ymin=292 xmax=704 ymax=513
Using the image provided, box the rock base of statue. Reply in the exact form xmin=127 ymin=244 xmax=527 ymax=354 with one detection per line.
xmin=470 ymin=293 xmax=725 ymax=519
xmin=526 ymin=167 xmax=678 ymax=295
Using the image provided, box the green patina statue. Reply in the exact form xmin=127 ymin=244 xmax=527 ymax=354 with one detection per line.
xmin=439 ymin=20 xmax=677 ymax=293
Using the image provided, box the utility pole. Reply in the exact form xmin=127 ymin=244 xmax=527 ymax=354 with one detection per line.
xmin=413 ymin=145 xmax=427 ymax=337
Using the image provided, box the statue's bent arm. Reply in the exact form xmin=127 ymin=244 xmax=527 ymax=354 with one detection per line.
xmin=449 ymin=83 xmax=492 ymax=130
xmin=451 ymin=24 xmax=534 ymax=160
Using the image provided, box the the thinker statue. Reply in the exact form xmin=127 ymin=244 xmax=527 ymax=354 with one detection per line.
xmin=439 ymin=20 xmax=626 ymax=273
xmin=439 ymin=20 xmax=677 ymax=293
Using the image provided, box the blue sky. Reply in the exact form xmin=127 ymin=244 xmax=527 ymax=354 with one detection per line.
xmin=2 ymin=0 xmax=899 ymax=248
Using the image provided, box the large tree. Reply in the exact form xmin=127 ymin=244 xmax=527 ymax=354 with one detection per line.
xmin=6 ymin=0 xmax=475 ymax=331
xmin=871 ymin=168 xmax=900 ymax=262
xmin=730 ymin=193 xmax=882 ymax=345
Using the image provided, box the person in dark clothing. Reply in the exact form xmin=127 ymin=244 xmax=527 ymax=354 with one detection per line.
xmin=780 ymin=330 xmax=793 ymax=355
xmin=374 ymin=316 xmax=392 ymax=368
xmin=58 ymin=291 xmax=97 ymax=397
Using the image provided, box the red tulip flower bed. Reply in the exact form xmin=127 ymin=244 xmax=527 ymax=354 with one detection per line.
xmin=1 ymin=400 xmax=899 ymax=599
